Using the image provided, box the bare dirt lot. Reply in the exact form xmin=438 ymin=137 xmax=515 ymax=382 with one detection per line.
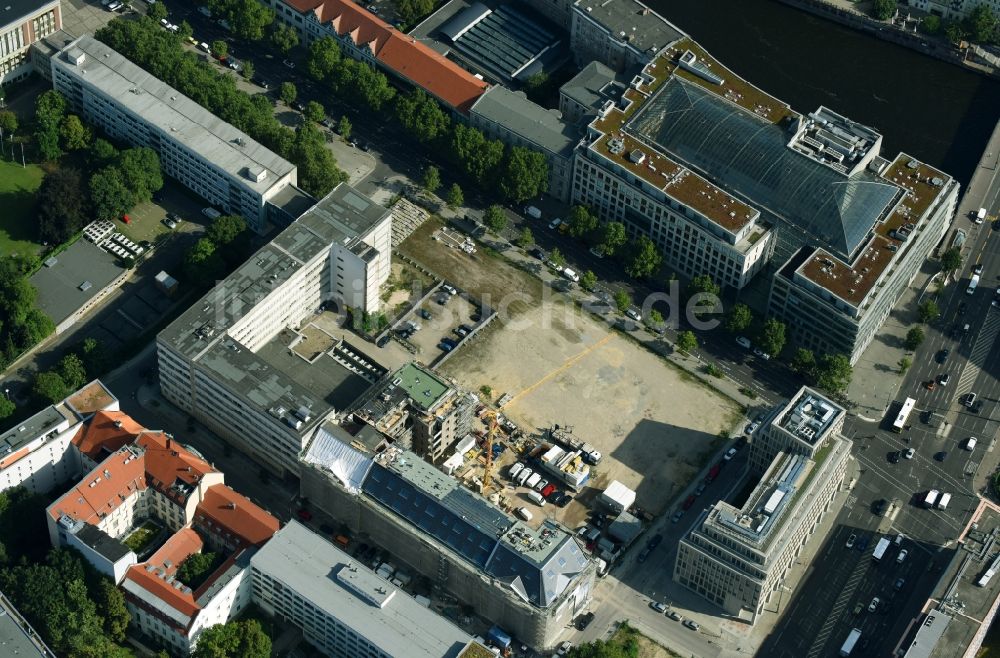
xmin=441 ymin=299 xmax=740 ymax=519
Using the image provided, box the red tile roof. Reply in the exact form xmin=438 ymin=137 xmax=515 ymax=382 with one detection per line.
xmin=72 ymin=411 xmax=143 ymax=460
xmin=285 ymin=0 xmax=488 ymax=113
xmin=124 ymin=528 xmax=204 ymax=619
xmin=137 ymin=432 xmax=217 ymax=500
xmin=195 ymin=485 xmax=280 ymax=547
xmin=145 ymin=527 xmax=204 ymax=577
xmin=48 ymin=445 xmax=147 ymax=523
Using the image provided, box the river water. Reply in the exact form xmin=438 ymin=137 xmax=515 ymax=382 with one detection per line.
xmin=646 ymin=0 xmax=1000 ymax=185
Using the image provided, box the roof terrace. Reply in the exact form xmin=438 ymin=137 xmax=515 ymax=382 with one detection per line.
xmin=775 ymin=388 xmax=844 ymax=446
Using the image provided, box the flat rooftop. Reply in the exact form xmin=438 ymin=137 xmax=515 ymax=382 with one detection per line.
xmin=0 ymin=591 xmax=52 ymax=658
xmin=0 ymin=405 xmax=73 ymax=469
xmin=472 ymin=86 xmax=578 ymax=156
xmin=392 ymin=362 xmax=451 ymax=413
xmin=251 ymin=521 xmax=475 ymax=658
xmin=30 ymin=240 xmax=126 ymax=328
xmin=65 ymin=380 xmax=117 ymax=415
xmin=0 ymin=0 xmax=57 ymax=27
xmin=774 ymin=388 xmax=844 ymax=446
xmin=571 ymin=0 xmax=684 ymax=57
xmin=53 ymin=36 xmax=295 ymax=196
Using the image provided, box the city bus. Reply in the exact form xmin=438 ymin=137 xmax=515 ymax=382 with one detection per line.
xmin=892 ymin=398 xmax=916 ymax=433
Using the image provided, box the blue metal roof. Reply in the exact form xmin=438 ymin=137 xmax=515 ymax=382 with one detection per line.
xmin=630 ymin=77 xmax=901 ymax=261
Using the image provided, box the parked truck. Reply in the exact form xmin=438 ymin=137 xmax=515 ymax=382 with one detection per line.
xmin=923 ymin=489 xmax=940 ymax=508
xmin=525 ymin=206 xmax=542 ymax=220
xmin=840 ymin=628 xmax=861 ymax=656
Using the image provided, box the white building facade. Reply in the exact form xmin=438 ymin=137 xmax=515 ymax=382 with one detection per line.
xmin=0 ymin=0 xmax=60 ymax=86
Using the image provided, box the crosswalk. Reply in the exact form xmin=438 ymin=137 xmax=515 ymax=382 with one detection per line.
xmin=956 ymin=307 xmax=1000 ymax=397
xmin=806 ymin=557 xmax=870 ymax=658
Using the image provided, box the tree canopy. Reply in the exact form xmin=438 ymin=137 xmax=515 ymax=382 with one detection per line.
xmin=566 ymin=205 xmax=598 ymax=239
xmin=37 ymin=168 xmax=89 ymax=243
xmin=624 ymin=235 xmax=662 ymax=279
xmin=193 ymin=619 xmax=271 ymax=658
xmin=725 ymin=303 xmax=753 ymax=334
xmin=499 ymin=146 xmax=548 ymax=203
xmin=756 ymin=318 xmax=786 ymax=356
xmin=599 ymin=222 xmax=627 ymax=257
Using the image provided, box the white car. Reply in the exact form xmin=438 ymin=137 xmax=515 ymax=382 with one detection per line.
xmin=441 ymin=284 xmax=458 ymax=296
xmin=283 ymin=59 xmax=296 ymax=69
xmin=744 ymin=422 xmax=759 ymax=435
xmin=752 ymin=347 xmax=771 ymax=360
xmin=868 ymin=597 xmax=880 ymax=613
xmin=736 ymin=336 xmax=752 ymax=349
xmin=548 ymin=218 xmax=562 ymax=230
xmin=904 ymin=447 xmax=915 ymax=459
xmin=723 ymin=447 xmax=738 ymax=461
xmin=625 ymin=307 xmax=642 ymax=322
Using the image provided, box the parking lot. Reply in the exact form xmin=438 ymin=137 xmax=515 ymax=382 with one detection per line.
xmin=396 ymin=289 xmax=482 ymax=361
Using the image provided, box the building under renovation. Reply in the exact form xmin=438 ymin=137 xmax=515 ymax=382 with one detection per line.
xmin=300 ymin=433 xmax=596 ymax=649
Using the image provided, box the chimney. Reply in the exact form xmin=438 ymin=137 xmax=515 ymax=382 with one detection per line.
xmin=113 ymin=420 xmax=123 ymax=429
xmin=228 ymin=502 xmax=237 ymax=510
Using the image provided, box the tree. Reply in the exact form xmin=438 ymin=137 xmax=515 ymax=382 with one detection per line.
xmin=34 ymin=90 xmax=66 ymax=161
xmin=183 ymin=237 xmax=225 ymax=282
xmin=940 ymin=247 xmax=962 ymax=274
xmin=791 ymin=347 xmax=816 ymax=379
xmin=395 ymin=89 xmax=450 ymax=143
xmin=566 ymin=205 xmax=598 ymax=239
xmin=725 ymin=303 xmax=753 ymax=334
xmin=343 ymin=60 xmax=395 ymax=111
xmin=290 ymin=123 xmax=347 ymax=198
xmin=58 ymin=115 xmax=90 ymax=151
xmin=117 ymin=147 xmax=163 ymax=202
xmin=871 ymin=0 xmax=897 ymax=21
xmin=676 ymin=330 xmax=698 ymax=354
xmin=177 ymin=552 xmax=219 ymax=588
xmin=89 ymin=138 xmax=117 ymax=167
xmin=945 ymin=21 xmax=967 ymax=44
xmin=904 ymin=326 xmax=925 ymax=351
xmin=756 ymin=318 xmax=786 ymax=357
xmin=241 ymin=59 xmax=255 ymax=81
xmin=304 ymin=100 xmax=325 ymax=124
xmin=625 ymin=235 xmax=662 ymax=279
xmin=0 ymin=110 xmax=18 ymax=134
xmin=450 ymin=124 xmax=504 ymax=185
xmin=211 ymin=40 xmax=228 ymax=60
xmin=77 ymin=337 xmax=109 ymax=377
xmin=614 ymin=290 xmax=631 ymax=314
xmin=148 ymin=1 xmax=168 ymax=21
xmin=397 ymin=0 xmax=435 ymax=24
xmin=898 ymin=356 xmax=912 ymax=374
xmin=422 ymin=165 xmax=441 ymax=195
xmin=687 ymin=274 xmax=721 ymax=300
xmin=600 ymin=222 xmax=627 ymax=257
xmin=446 ymin=183 xmax=464 ymax=208
xmin=37 ymin=168 xmax=89 ymax=243
xmin=918 ymin=299 xmax=940 ymax=323
xmin=31 ymin=371 xmax=69 ymax=404
xmin=177 ymin=20 xmax=194 ymax=41
xmin=549 ymin=247 xmax=566 ymax=268
xmin=0 ymin=396 xmax=14 ymax=421
xmin=963 ymin=5 xmax=998 ymax=43
xmin=580 ymin=270 xmax=598 ymax=292
xmin=270 ymin=22 xmax=299 ymax=54
xmin=499 ymin=146 xmax=548 ymax=203
xmin=648 ymin=309 xmax=664 ymax=326
xmin=815 ymin=353 xmax=852 ymax=394
xmin=279 ymin=81 xmax=297 ymax=105
xmin=483 ymin=205 xmax=507 ymax=233
xmin=193 ymin=619 xmax=271 ymax=658
xmin=230 ymin=0 xmax=275 ymax=41
xmin=517 ymin=227 xmax=534 ymax=247
xmin=306 ymin=36 xmax=341 ymax=81
xmin=206 ymin=215 xmax=247 ymax=246
xmin=921 ymin=15 xmax=942 ymax=34
xmin=94 ymin=578 xmax=129 ymax=643
xmin=337 ymin=115 xmax=352 ymax=140
xmin=89 ymin=167 xmax=134 ymax=222
xmin=57 ymin=353 xmax=87 ymax=391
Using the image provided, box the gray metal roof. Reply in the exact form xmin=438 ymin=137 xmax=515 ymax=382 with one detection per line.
xmin=0 ymin=591 xmax=52 ymax=658
xmin=52 ymin=36 xmax=295 ymax=197
xmin=444 ymin=3 xmax=560 ymax=81
xmin=361 ymin=449 xmax=592 ymax=607
xmin=472 ymin=86 xmax=578 ymax=157
xmin=0 ymin=405 xmax=70 ymax=460
xmin=75 ymin=523 xmax=132 ymax=562
xmin=629 ymin=77 xmax=902 ymax=261
xmin=572 ymin=0 xmax=684 ymax=57
xmin=251 ymin=521 xmax=475 ymax=658
xmin=29 ymin=240 xmax=126 ymax=328
xmin=0 ymin=0 xmax=57 ymax=28
xmin=560 ymin=61 xmax=622 ymax=115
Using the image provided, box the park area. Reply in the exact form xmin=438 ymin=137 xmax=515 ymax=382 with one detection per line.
xmin=568 ymin=622 xmax=681 ymax=658
xmin=0 ymin=160 xmax=44 ymax=258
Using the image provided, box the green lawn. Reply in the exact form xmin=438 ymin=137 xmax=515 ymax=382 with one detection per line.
xmin=0 ymin=159 xmax=45 ymax=258
xmin=123 ymin=521 xmax=160 ymax=554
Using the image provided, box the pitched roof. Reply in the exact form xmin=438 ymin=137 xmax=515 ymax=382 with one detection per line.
xmin=285 ymin=0 xmax=488 ymax=113
xmin=195 ymin=485 xmax=280 ymax=547
xmin=48 ymin=445 xmax=147 ymax=524
xmin=136 ymin=432 xmax=218 ymax=501
xmin=72 ymin=411 xmax=143 ymax=460
xmin=123 ymin=528 xmax=204 ymax=619
xmin=145 ymin=527 xmax=204 ymax=577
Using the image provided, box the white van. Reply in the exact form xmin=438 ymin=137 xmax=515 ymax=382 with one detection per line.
xmin=923 ymin=489 xmax=940 ymax=508
xmin=516 ymin=507 xmax=533 ymax=521
xmin=966 ymin=437 xmax=978 ymax=451
xmin=516 ymin=467 xmax=532 ymax=486
xmin=562 ymin=268 xmax=580 ymax=283
xmin=976 ymin=207 xmax=987 ymax=224
xmin=509 ymin=462 xmax=524 ymax=479
xmin=527 ymin=491 xmax=546 ymax=506
xmin=937 ymin=493 xmax=951 ymax=510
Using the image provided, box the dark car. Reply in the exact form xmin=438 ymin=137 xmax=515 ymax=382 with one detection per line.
xmin=441 ymin=337 xmax=457 ymax=348
xmin=637 ymin=547 xmax=651 ymax=563
xmin=418 ymin=308 xmax=432 ymax=320
xmin=296 ymin=509 xmax=312 ymax=521
xmin=253 ymin=77 xmax=270 ymax=89
xmin=575 ymin=612 xmax=595 ymax=631
xmin=937 ymin=349 xmax=950 ymax=363
xmin=889 ymin=451 xmax=901 ymax=464
xmin=935 ymin=451 xmax=948 ymax=462
xmin=682 ymin=495 xmax=696 ymax=510
xmin=648 ymin=534 xmax=663 ymax=549
xmin=557 ymin=493 xmax=572 ymax=507
xmin=873 ymin=499 xmax=888 ymax=516
xmin=319 ymin=524 xmax=335 ymax=535
xmin=376 ymin=335 xmax=390 ymax=348
xmin=958 ymin=302 xmax=967 ymax=315
xmin=856 ymin=535 xmax=869 ymax=552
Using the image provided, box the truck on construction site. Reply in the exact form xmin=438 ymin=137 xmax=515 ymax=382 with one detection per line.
xmin=547 ymin=426 xmax=602 ymax=464
xmin=530 ymin=443 xmax=591 ymax=490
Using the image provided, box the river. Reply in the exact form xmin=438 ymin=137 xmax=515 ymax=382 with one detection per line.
xmin=646 ymin=0 xmax=1000 ymax=185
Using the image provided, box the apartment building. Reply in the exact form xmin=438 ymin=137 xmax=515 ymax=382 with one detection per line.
xmin=568 ymin=0 xmax=682 ymax=72
xmin=50 ymin=35 xmax=298 ymax=234
xmin=300 ymin=439 xmax=596 ymax=648
xmin=264 ymin=0 xmax=488 ymax=114
xmin=157 ymin=183 xmax=390 ymax=477
xmin=0 ymin=0 xmax=60 ymax=86
xmin=905 ymin=0 xmax=1000 ymax=21
xmin=252 ymin=521 xmax=487 ymax=658
xmin=674 ymin=387 xmax=852 ymax=623
xmin=470 ymin=86 xmax=579 ymax=203
xmin=0 ymin=380 xmax=118 ymax=494
xmin=351 ymin=362 xmax=477 ymax=463
xmin=574 ymin=37 xmax=958 ymax=362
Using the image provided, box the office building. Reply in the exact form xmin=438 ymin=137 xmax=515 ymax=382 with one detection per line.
xmin=559 ymin=61 xmax=623 ymax=126
xmin=252 ymin=521 xmax=487 ymax=658
xmin=568 ymin=0 xmax=682 ymax=72
xmin=300 ymin=440 xmax=596 ymax=648
xmin=46 ymin=413 xmax=279 ymax=655
xmin=265 ymin=0 xmax=488 ymax=114
xmin=674 ymin=387 xmax=852 ymax=623
xmin=0 ymin=0 xmax=60 ymax=86
xmin=905 ymin=0 xmax=1000 ymax=21
xmin=574 ymin=37 xmax=959 ymax=363
xmin=351 ymin=362 xmax=478 ymax=463
xmin=0 ymin=590 xmax=55 ymax=658
xmin=157 ymin=184 xmax=391 ymax=477
xmin=470 ymin=86 xmax=579 ymax=203
xmin=0 ymin=380 xmax=118 ymax=494
xmin=50 ymin=35 xmax=298 ymax=234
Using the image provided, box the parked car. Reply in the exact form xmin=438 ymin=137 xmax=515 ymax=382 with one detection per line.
xmin=724 ymin=447 xmax=738 ymax=461
xmin=938 ymin=373 xmax=950 ymax=386
xmin=973 ymin=263 xmax=984 ymax=275
xmin=638 ymin=548 xmax=651 ymax=563
xmin=296 ymin=509 xmax=312 ymax=521
xmin=683 ymin=619 xmax=700 ymax=631
xmin=868 ymin=597 xmax=880 ymax=613
xmin=671 ymin=510 xmax=684 ymax=523
xmin=889 ymin=451 xmax=901 ymax=464
xmin=736 ymin=336 xmax=752 ymax=349
xmin=682 ymin=495 xmax=696 ymax=510
xmin=376 ymin=335 xmax=390 ymax=348
xmin=897 ymin=549 xmax=909 ymax=563
xmin=283 ymin=58 xmax=296 ymax=68
xmin=752 ymin=347 xmax=771 ymax=360
xmin=745 ymin=422 xmax=760 ymax=435
xmin=575 ymin=612 xmax=595 ymax=631
xmin=905 ymin=447 xmax=915 ymax=459
xmin=441 ymin=284 xmax=458 ymax=295
xmin=937 ymin=349 xmax=949 ymax=363
xmin=625 ymin=307 xmax=642 ymax=322
xmin=845 ymin=533 xmax=857 ymax=548
xmin=648 ymin=534 xmax=663 ymax=549
xmin=649 ymin=600 xmax=667 ymax=613
xmin=418 ymin=308 xmax=432 ymax=320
